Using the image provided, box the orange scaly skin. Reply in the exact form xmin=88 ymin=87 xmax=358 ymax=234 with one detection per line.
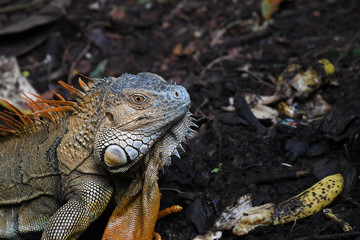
xmin=102 ymin=154 xmax=161 ymax=239
xmin=158 ymin=205 xmax=183 ymax=219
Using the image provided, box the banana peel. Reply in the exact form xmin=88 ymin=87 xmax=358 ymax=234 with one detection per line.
xmin=235 ymin=173 xmax=344 ymax=235
xmin=279 ymin=58 xmax=335 ymax=99
xmin=323 ymin=208 xmax=353 ymax=232
xmin=244 ymin=58 xmax=335 ymax=121
xmin=261 ymin=0 xmax=285 ymax=20
xmin=194 ymin=174 xmax=344 ymax=239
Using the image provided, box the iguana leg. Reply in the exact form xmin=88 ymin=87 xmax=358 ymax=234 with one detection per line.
xmin=18 ymin=196 xmax=61 ymax=238
xmin=0 ymin=196 xmax=60 ymax=239
xmin=153 ymin=232 xmax=161 ymax=240
xmin=0 ymin=207 xmax=21 ymax=240
xmin=42 ymin=180 xmax=113 ymax=240
xmin=157 ymin=205 xmax=182 ymax=219
xmin=152 ymin=205 xmax=183 ymax=240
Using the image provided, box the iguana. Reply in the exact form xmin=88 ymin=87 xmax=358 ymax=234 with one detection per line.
xmin=0 ymin=72 xmax=194 ymax=240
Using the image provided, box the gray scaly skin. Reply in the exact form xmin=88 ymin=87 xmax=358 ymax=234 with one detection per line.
xmin=0 ymin=72 xmax=193 ymax=240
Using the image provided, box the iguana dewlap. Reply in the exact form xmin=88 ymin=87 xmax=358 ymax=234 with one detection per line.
xmin=102 ymin=109 xmax=192 ymax=240
xmin=0 ymin=72 xmax=193 ymax=240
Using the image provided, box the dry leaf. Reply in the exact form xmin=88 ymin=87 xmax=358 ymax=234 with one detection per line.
xmin=172 ymin=43 xmax=183 ymax=56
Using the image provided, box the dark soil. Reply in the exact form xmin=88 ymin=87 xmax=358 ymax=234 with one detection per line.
xmin=1 ymin=0 xmax=360 ymax=239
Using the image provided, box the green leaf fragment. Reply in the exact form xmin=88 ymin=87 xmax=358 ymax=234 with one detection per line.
xmin=211 ymin=163 xmax=223 ymax=173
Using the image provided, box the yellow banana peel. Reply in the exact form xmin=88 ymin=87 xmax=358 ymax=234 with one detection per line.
xmin=323 ymin=208 xmax=353 ymax=232
xmin=234 ymin=174 xmax=344 ymax=235
xmin=277 ymin=101 xmax=295 ymax=118
xmin=273 ymin=173 xmax=343 ymax=225
xmin=194 ymin=174 xmax=344 ymax=239
xmin=318 ymin=58 xmax=335 ymax=76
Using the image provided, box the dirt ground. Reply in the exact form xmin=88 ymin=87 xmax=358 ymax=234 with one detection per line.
xmin=1 ymin=0 xmax=360 ymax=239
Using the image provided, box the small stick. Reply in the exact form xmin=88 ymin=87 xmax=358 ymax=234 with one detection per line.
xmin=67 ymin=41 xmax=91 ymax=84
xmin=246 ymin=170 xmax=310 ymax=185
xmin=293 ymin=231 xmax=360 ymax=240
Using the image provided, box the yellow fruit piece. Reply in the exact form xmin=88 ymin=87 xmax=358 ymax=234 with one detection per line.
xmin=196 ymin=174 xmax=344 ymax=238
xmin=323 ymin=208 xmax=353 ymax=232
xmin=277 ymin=101 xmax=295 ymax=118
xmin=233 ymin=203 xmax=274 ymax=236
xmin=273 ymin=174 xmax=344 ymax=225
xmin=232 ymin=174 xmax=343 ymax=236
xmin=318 ymin=59 xmax=335 ymax=76
xmin=261 ymin=0 xmax=285 ymax=20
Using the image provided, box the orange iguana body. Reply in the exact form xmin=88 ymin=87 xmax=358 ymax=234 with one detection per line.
xmin=0 ymin=72 xmax=193 ymax=240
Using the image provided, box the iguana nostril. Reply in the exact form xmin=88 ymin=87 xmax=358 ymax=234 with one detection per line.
xmin=104 ymin=145 xmax=128 ymax=167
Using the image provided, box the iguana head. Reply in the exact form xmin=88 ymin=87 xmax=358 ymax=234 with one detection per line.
xmin=94 ymin=72 xmax=192 ymax=173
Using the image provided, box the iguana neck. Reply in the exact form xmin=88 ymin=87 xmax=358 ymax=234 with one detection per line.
xmin=57 ymin=82 xmax=108 ymax=175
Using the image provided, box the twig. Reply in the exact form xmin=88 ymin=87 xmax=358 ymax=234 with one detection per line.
xmin=237 ymin=67 xmax=274 ymax=88
xmin=194 ymin=98 xmax=209 ymax=117
xmin=38 ymin=67 xmax=66 ymax=83
xmin=159 ymin=188 xmax=185 ymax=194
xmin=211 ymin=19 xmax=248 ymax=46
xmin=67 ymin=41 xmax=91 ymax=84
xmin=0 ymin=0 xmax=50 ymax=13
xmin=63 ymin=42 xmax=82 ymax=62
xmin=336 ymin=31 xmax=360 ymax=63
xmin=217 ymin=28 xmax=272 ymax=49
xmin=287 ymin=213 xmax=297 ymax=240
xmin=246 ymin=170 xmax=310 ymax=185
xmin=350 ymin=57 xmax=360 ymax=66
xmin=200 ymin=55 xmax=236 ymax=79
xmin=293 ymin=231 xmax=360 ymax=240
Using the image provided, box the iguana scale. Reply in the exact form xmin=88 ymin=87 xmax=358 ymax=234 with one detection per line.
xmin=0 ymin=72 xmax=194 ymax=240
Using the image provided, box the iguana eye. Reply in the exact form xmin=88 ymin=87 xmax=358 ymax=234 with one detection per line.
xmin=131 ymin=94 xmax=147 ymax=104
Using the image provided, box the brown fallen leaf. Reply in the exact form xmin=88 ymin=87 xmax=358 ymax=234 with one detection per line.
xmin=172 ymin=43 xmax=183 ymax=56
xmin=172 ymin=42 xmax=196 ymax=56
xmin=108 ymin=6 xmax=126 ymax=21
xmin=0 ymin=0 xmax=69 ymax=35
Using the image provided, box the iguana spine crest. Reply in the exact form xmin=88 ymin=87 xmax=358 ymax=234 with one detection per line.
xmin=0 ymin=77 xmax=93 ymax=136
